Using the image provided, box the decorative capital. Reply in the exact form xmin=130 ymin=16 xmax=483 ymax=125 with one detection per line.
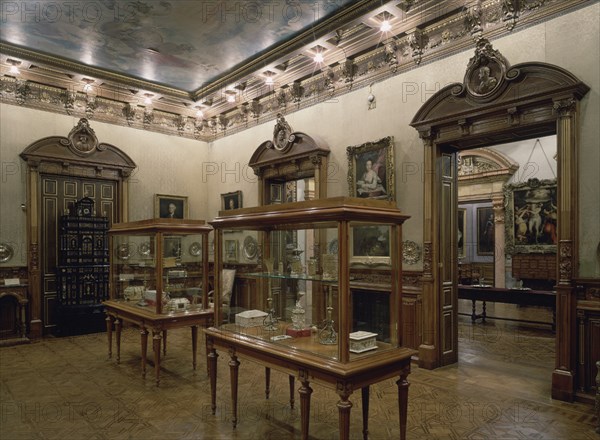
xmin=553 ymin=98 xmax=576 ymax=117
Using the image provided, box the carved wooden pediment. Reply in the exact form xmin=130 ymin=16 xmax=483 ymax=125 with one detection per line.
xmin=410 ymin=38 xmax=590 ymax=148
xmin=249 ymin=116 xmax=329 ymax=177
xmin=20 ymin=118 xmax=136 ymax=177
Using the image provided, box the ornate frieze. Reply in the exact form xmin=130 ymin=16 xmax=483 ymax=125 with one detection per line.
xmin=0 ymin=0 xmax=584 ymax=142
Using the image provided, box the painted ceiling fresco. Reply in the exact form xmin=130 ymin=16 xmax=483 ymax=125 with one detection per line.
xmin=1 ymin=0 xmax=354 ymax=92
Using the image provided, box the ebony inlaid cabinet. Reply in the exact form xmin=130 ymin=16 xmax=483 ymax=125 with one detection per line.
xmin=56 ymin=197 xmax=109 ymax=335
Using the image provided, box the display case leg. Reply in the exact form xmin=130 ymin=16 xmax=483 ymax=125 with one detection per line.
xmin=152 ymin=329 xmax=162 ymax=386
xmin=207 ymin=340 xmax=218 ymax=415
xmin=105 ymin=315 xmax=113 ymax=358
xmin=299 ymin=370 xmax=312 ymax=440
xmin=289 ymin=375 xmax=295 ymax=409
xmin=361 ymin=386 xmax=370 ymax=440
xmin=115 ymin=318 xmax=121 ymax=364
xmin=191 ymin=325 xmax=198 ymax=370
xmin=397 ymin=365 xmax=411 ymax=440
xmin=265 ymin=367 xmax=271 ymax=399
xmin=229 ymin=349 xmax=240 ymax=428
xmin=140 ymin=328 xmax=148 ymax=378
xmin=336 ymin=384 xmax=353 ymax=440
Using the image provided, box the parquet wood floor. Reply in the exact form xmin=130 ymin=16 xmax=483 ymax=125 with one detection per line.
xmin=0 ymin=309 xmax=597 ymax=439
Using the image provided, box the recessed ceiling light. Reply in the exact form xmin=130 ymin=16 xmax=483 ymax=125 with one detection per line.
xmin=381 ymin=20 xmax=391 ymax=32
xmin=196 ymin=109 xmax=204 ymax=118
xmin=9 ymin=65 xmax=20 ymax=75
xmin=314 ymin=53 xmax=324 ymax=63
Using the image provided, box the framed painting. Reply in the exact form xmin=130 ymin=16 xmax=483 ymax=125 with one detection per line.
xmin=350 ymin=225 xmax=391 ymax=266
xmin=221 ymin=191 xmax=243 ymax=210
xmin=155 ymin=194 xmax=188 ymax=219
xmin=224 ymin=239 xmax=238 ymax=262
xmin=347 ymin=136 xmax=394 ymax=200
xmin=504 ymin=178 xmax=557 ymax=254
xmin=476 ymin=207 xmax=495 ymax=256
xmin=458 ymin=207 xmax=466 ymax=258
xmin=163 ymin=236 xmax=182 ymax=258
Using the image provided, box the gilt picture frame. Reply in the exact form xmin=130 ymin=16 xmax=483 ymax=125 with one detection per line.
xmin=504 ymin=178 xmax=557 ymax=254
xmin=347 ymin=136 xmax=395 ymax=201
xmin=350 ymin=225 xmax=391 ymax=267
xmin=155 ymin=194 xmax=188 ymax=219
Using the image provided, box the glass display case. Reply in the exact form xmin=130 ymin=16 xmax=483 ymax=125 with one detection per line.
xmin=107 ymin=219 xmax=212 ymax=315
xmin=209 ymin=197 xmax=410 ymax=364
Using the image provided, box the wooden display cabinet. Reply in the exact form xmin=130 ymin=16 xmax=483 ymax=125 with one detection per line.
xmin=104 ymin=219 xmax=213 ymax=385
xmin=205 ymin=197 xmax=416 ymax=439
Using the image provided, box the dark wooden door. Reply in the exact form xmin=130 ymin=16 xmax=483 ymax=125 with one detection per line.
xmin=440 ymin=152 xmax=458 ymax=365
xmin=40 ymin=175 xmax=117 ymax=332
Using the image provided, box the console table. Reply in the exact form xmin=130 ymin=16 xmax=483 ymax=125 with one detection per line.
xmin=205 ymin=326 xmax=415 ymax=440
xmin=458 ymin=285 xmax=556 ymax=329
xmin=104 ymin=300 xmax=213 ymax=385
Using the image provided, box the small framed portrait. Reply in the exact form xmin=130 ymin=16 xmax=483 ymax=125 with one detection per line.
xmin=224 ymin=239 xmax=238 ymax=262
xmin=477 ymin=207 xmax=495 ymax=256
xmin=270 ymin=184 xmax=283 ymax=203
xmin=155 ymin=194 xmax=188 ymax=219
xmin=221 ymin=191 xmax=243 ymax=211
xmin=347 ymin=136 xmax=394 ymax=200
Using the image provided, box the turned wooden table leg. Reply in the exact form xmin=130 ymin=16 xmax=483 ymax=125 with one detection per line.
xmin=115 ymin=318 xmax=122 ymax=364
xmin=471 ymin=300 xmax=477 ymax=322
xmin=207 ymin=338 xmax=218 ymax=415
xmin=289 ymin=375 xmax=295 ymax=409
xmin=361 ymin=386 xmax=370 ymax=440
xmin=397 ymin=365 xmax=411 ymax=440
xmin=229 ymin=349 xmax=240 ymax=428
xmin=152 ymin=329 xmax=162 ymax=386
xmin=140 ymin=328 xmax=148 ymax=378
xmin=162 ymin=329 xmax=167 ymax=356
xmin=298 ymin=370 xmax=312 ymax=440
xmin=265 ymin=367 xmax=271 ymax=399
xmin=336 ymin=383 xmax=353 ymax=440
xmin=105 ymin=314 xmax=113 ymax=358
xmin=482 ymin=301 xmax=487 ymax=323
xmin=191 ymin=325 xmax=198 ymax=370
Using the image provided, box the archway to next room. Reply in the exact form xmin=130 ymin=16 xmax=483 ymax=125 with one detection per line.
xmin=410 ymin=37 xmax=589 ymax=401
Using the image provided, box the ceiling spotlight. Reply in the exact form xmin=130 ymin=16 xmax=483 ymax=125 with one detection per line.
xmin=265 ymin=76 xmax=274 ymax=85
xmin=82 ymin=79 xmax=95 ymax=93
xmin=143 ymin=93 xmax=153 ymax=105
xmin=196 ymin=109 xmax=204 ymax=118
xmin=226 ymin=93 xmax=236 ymax=103
xmin=314 ymin=53 xmax=324 ymax=63
xmin=380 ymin=20 xmax=392 ymax=32
xmin=7 ymin=58 xmax=21 ymax=75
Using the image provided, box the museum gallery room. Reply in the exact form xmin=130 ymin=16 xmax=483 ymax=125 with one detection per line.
xmin=0 ymin=1 xmax=599 ymax=439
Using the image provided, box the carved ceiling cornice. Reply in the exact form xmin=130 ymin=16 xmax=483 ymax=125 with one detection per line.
xmin=0 ymin=0 xmax=591 ymax=143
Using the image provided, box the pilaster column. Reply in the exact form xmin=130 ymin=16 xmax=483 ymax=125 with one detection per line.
xmin=492 ymin=195 xmax=506 ymax=287
xmin=418 ymin=131 xmax=439 ymax=369
xmin=552 ymin=97 xmax=578 ymax=401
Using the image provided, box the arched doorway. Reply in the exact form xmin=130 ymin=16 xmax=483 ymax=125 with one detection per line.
xmin=20 ymin=118 xmax=136 ymax=337
xmin=410 ymin=38 xmax=589 ymax=401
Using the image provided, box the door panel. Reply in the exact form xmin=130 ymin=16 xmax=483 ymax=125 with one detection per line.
xmin=440 ymin=152 xmax=458 ymax=365
xmin=41 ymin=175 xmax=117 ymax=332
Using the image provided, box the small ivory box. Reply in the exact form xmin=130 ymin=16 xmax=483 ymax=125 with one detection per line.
xmin=349 ymin=331 xmax=378 ymax=353
xmin=235 ymin=310 xmax=268 ymax=327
